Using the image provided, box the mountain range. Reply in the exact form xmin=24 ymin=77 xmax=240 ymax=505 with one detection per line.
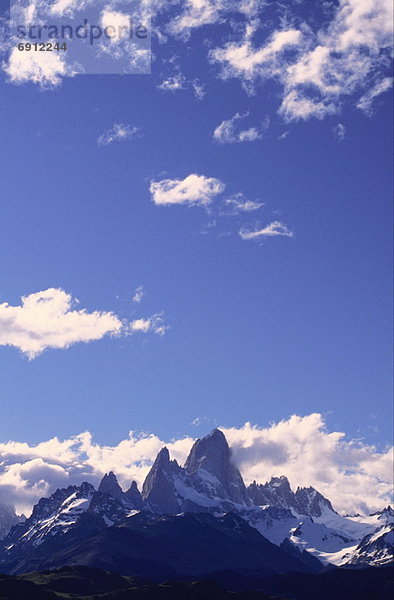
xmin=0 ymin=428 xmax=392 ymax=581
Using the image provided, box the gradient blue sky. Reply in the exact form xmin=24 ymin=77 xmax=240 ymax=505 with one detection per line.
xmin=0 ymin=0 xmax=392 ymax=452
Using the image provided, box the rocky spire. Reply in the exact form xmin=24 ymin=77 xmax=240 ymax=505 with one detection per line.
xmin=294 ymin=486 xmax=335 ymax=517
xmin=124 ymin=481 xmax=142 ymax=509
xmin=185 ymin=429 xmax=249 ymax=505
xmin=142 ymin=448 xmax=181 ymax=513
xmin=248 ymin=476 xmax=295 ymax=508
xmin=98 ymin=472 xmax=124 ymax=501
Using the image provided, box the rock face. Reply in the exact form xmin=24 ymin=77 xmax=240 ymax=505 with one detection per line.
xmin=124 ymin=481 xmax=142 ymax=509
xmin=1 ymin=511 xmax=314 ymax=578
xmin=343 ymin=508 xmax=394 ymax=567
xmin=185 ymin=429 xmax=250 ymax=505
xmin=248 ymin=477 xmax=335 ymax=517
xmin=0 ymin=505 xmax=24 ymax=541
xmin=0 ymin=473 xmax=142 ymax=562
xmin=142 ymin=429 xmax=250 ymax=513
xmin=294 ymin=486 xmax=335 ymax=517
xmin=98 ymin=472 xmax=125 ymax=502
xmin=142 ymin=448 xmax=181 ymax=513
xmin=248 ymin=476 xmax=295 ymax=508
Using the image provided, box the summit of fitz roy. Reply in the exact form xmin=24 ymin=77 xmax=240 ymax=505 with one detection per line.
xmin=0 ymin=429 xmax=392 ymax=579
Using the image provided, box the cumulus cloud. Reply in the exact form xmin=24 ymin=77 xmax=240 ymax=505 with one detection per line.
xmin=223 ymin=415 xmax=394 ymax=516
xmin=210 ymin=28 xmax=303 ymax=92
xmin=5 ymin=0 xmax=393 ymax=120
xmin=239 ymin=221 xmax=294 ymax=240
xmin=100 ymin=9 xmax=133 ymax=43
xmin=0 ymin=414 xmax=392 ymax=516
xmin=213 ymin=112 xmax=269 ymax=144
xmin=150 ymin=174 xmax=225 ymax=207
xmin=3 ymin=47 xmax=74 ymax=88
xmin=97 ymin=123 xmax=140 ymax=146
xmin=210 ymin=0 xmax=393 ymax=121
xmin=0 ymin=288 xmax=166 ymax=359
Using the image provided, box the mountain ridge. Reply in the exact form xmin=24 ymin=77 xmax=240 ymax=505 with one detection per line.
xmin=0 ymin=428 xmax=392 ymax=575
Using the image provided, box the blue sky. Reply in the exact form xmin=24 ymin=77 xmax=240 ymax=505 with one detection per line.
xmin=0 ymin=0 xmax=392 ymax=462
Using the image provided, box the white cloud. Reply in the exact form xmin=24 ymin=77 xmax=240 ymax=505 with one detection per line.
xmin=150 ymin=174 xmax=225 ymax=207
xmin=0 ymin=288 xmax=166 ymax=359
xmin=158 ymin=72 xmax=187 ymax=92
xmin=210 ymin=28 xmax=303 ymax=90
xmin=191 ymin=79 xmax=206 ymax=100
xmin=129 ymin=313 xmax=168 ymax=336
xmin=356 ymin=77 xmax=393 ymax=115
xmin=100 ymin=9 xmax=132 ymax=43
xmin=223 ymin=415 xmax=394 ymax=516
xmin=158 ymin=66 xmax=206 ymax=100
xmin=49 ymin=0 xmax=89 ymax=17
xmin=167 ymin=0 xmax=227 ymax=39
xmin=3 ymin=47 xmax=73 ymax=88
xmin=132 ymin=286 xmax=144 ymax=303
xmin=164 ymin=0 xmax=264 ymax=40
xmin=211 ymin=0 xmax=393 ymax=121
xmin=333 ymin=123 xmax=346 ymax=141
xmin=279 ymin=91 xmax=337 ymax=122
xmin=240 ymin=221 xmax=294 ymax=240
xmin=98 ymin=123 xmax=140 ymax=146
xmin=213 ymin=112 xmax=268 ymax=144
xmin=223 ymin=193 xmax=263 ymax=214
xmin=5 ymin=0 xmax=392 ymax=110
xmin=0 ymin=414 xmax=392 ymax=516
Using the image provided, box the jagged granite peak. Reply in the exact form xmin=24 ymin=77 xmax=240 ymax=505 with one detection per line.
xmin=294 ymin=486 xmax=335 ymax=517
xmin=142 ymin=447 xmax=181 ymax=513
xmin=98 ymin=472 xmax=124 ymax=502
xmin=124 ymin=481 xmax=142 ymax=509
xmin=1 ymin=482 xmax=96 ymax=552
xmin=247 ymin=476 xmax=335 ymax=518
xmin=372 ymin=506 xmax=394 ymax=521
xmin=248 ymin=476 xmax=295 ymax=509
xmin=184 ymin=428 xmax=250 ymax=505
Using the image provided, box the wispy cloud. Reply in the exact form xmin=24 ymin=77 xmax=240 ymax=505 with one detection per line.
xmin=158 ymin=72 xmax=187 ymax=92
xmin=223 ymin=193 xmax=263 ymax=214
xmin=158 ymin=65 xmax=206 ymax=100
xmin=333 ymin=123 xmax=346 ymax=141
xmin=132 ymin=286 xmax=144 ymax=304
xmin=240 ymin=221 xmax=294 ymax=240
xmin=0 ymin=414 xmax=391 ymax=516
xmin=213 ymin=112 xmax=269 ymax=144
xmin=356 ymin=77 xmax=393 ymax=116
xmin=150 ymin=173 xmax=225 ymax=207
xmin=0 ymin=288 xmax=166 ymax=359
xmin=98 ymin=123 xmax=140 ymax=146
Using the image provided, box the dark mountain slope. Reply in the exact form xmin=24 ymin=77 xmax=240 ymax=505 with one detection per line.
xmin=2 ymin=511 xmax=311 ymax=578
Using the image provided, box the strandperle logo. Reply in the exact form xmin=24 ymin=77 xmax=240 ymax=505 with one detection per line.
xmin=16 ymin=18 xmax=148 ymax=46
xmin=9 ymin=0 xmax=151 ymax=75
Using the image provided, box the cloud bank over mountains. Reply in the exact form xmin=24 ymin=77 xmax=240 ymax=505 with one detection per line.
xmin=0 ymin=413 xmax=392 ymax=516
